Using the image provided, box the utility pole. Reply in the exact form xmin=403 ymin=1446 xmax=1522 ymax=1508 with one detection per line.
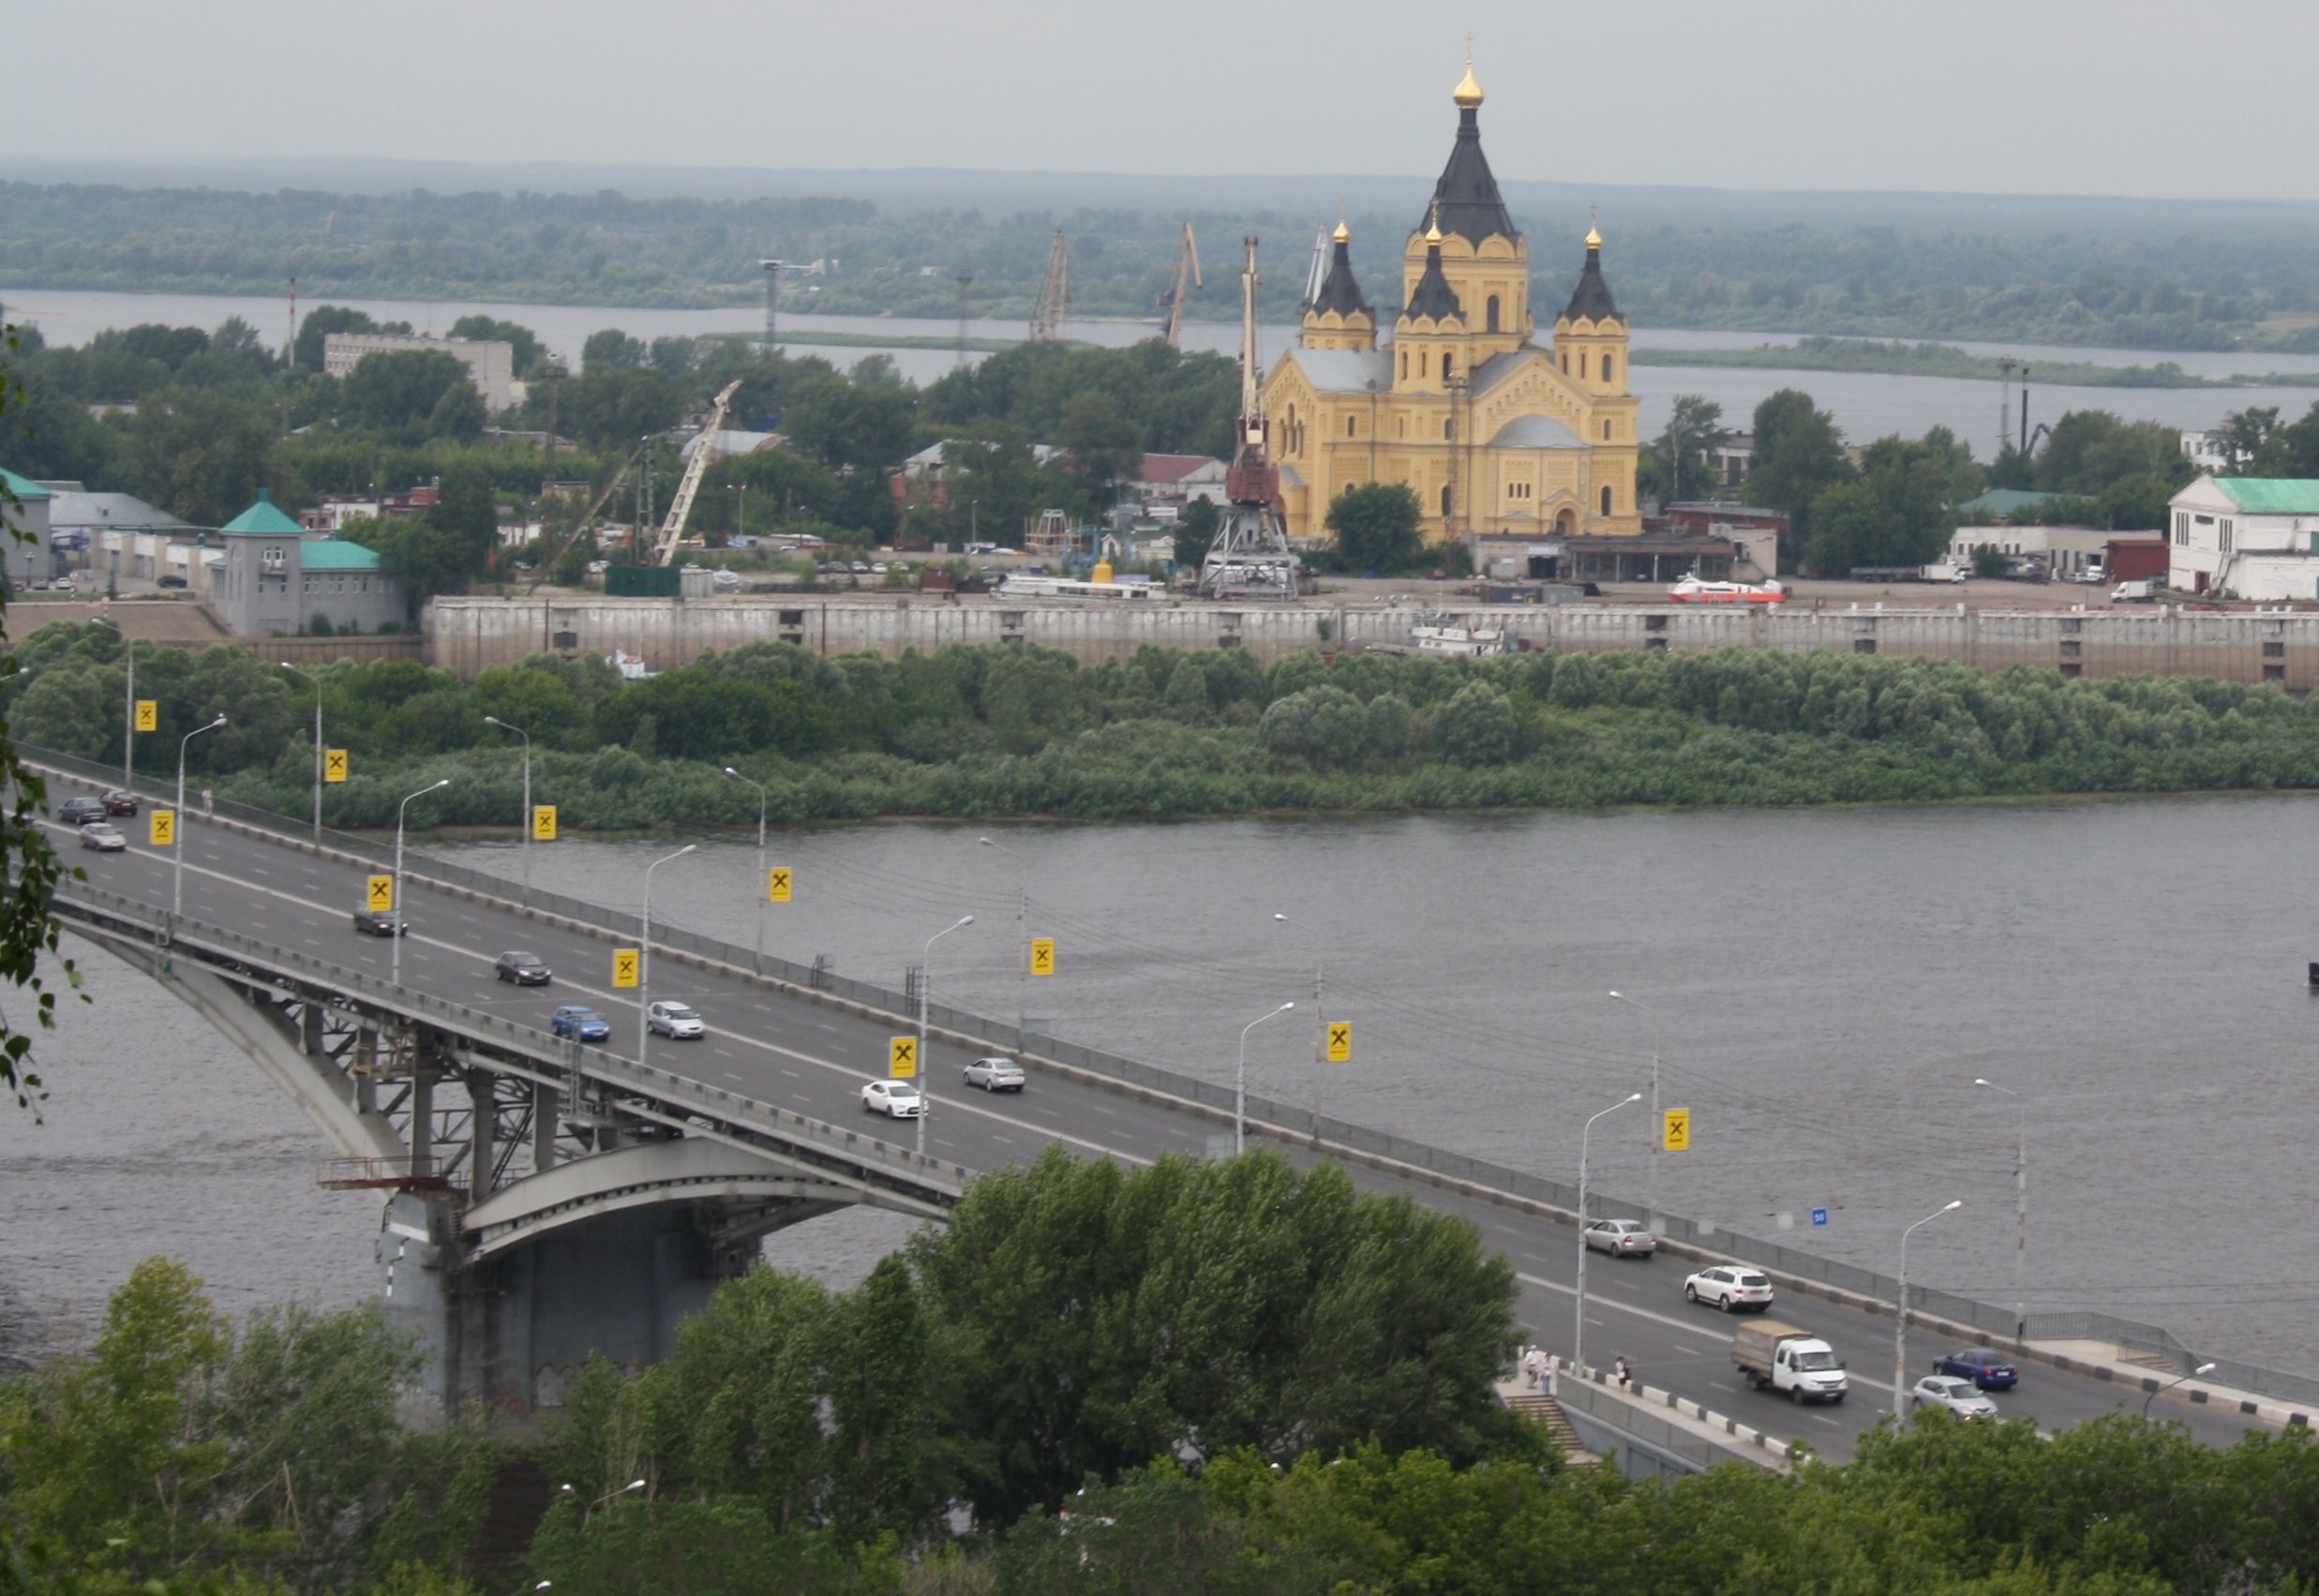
xmin=760 ymin=260 xmax=785 ymax=352
xmin=955 ymin=272 xmax=973 ymax=369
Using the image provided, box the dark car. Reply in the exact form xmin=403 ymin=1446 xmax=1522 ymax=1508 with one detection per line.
xmin=494 ymin=950 xmax=552 ymax=985
xmin=550 ymin=1006 xmax=612 ymax=1043
xmin=1931 ymin=1348 xmax=2020 ymax=1390
xmin=352 ymin=909 xmax=408 ymax=937
xmin=157 ymin=575 xmax=188 ymax=589
xmin=100 ymin=788 xmax=140 ymax=816
xmin=56 ymin=796 xmax=108 ymax=826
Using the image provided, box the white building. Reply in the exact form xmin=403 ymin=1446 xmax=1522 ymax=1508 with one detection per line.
xmin=1948 ymin=524 xmax=2159 ymax=580
xmin=2180 ymin=429 xmax=2235 ymax=475
xmin=322 ymin=333 xmax=517 ymax=410
xmin=2167 ymin=476 xmax=2319 ymax=601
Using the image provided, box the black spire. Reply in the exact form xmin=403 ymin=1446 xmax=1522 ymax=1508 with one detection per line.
xmin=1405 ymin=239 xmax=1462 ymax=323
xmin=1310 ymin=231 xmax=1370 ymax=321
xmin=1421 ymin=105 xmax=1519 ymax=247
xmin=1561 ymin=230 xmax=1622 ymax=323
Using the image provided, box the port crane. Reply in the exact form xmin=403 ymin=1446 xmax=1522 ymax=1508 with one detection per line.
xmin=1196 ymin=237 xmax=1301 ymax=601
xmin=1156 ymin=222 xmax=1203 ymax=349
xmin=647 ymin=379 xmax=743 ymax=565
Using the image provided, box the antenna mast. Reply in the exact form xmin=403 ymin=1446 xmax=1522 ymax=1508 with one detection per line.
xmin=759 ymin=259 xmax=785 ymax=353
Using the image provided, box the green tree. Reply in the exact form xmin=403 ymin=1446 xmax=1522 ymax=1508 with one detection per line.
xmin=342 ymin=351 xmax=472 ymax=440
xmin=1324 ymin=482 xmax=1424 ymax=574
xmin=1744 ymin=388 xmax=1850 ymax=564
xmin=1433 ymin=681 xmax=1516 ymax=766
xmin=294 ymin=306 xmax=399 ymax=372
xmin=116 ymin=388 xmax=279 ymax=526
xmin=1172 ymin=496 xmax=1219 ymax=572
xmin=581 ymin=329 xmax=646 ymax=371
xmin=445 ymin=314 xmax=546 ymax=379
xmin=1656 ymin=394 xmax=1731 ymax=503
xmin=1056 ymin=390 xmax=1143 ymax=515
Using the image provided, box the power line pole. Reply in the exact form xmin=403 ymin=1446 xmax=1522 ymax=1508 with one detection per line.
xmin=956 ymin=272 xmax=973 ymax=369
xmin=760 ymin=259 xmax=784 ymax=353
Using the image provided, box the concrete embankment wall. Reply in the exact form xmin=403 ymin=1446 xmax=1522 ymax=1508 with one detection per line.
xmin=426 ymin=595 xmax=2319 ymax=689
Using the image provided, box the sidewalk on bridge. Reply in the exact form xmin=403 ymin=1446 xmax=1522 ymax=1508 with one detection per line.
xmin=1501 ymin=1360 xmax=1794 ymax=1474
xmin=2022 ymin=1339 xmax=2308 ymax=1431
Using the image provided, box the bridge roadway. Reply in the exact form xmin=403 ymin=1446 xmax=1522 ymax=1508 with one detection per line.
xmin=40 ymin=783 xmax=2277 ymax=1465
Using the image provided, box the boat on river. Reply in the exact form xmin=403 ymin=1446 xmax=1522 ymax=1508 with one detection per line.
xmin=1668 ymin=573 xmax=1788 ymax=604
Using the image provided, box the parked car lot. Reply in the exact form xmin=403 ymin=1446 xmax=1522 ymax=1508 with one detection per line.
xmin=963 ymin=1056 xmax=1025 ymax=1092
xmin=1582 ymin=1219 xmax=1657 ymax=1258
xmin=861 ymin=1079 xmax=924 ymax=1118
xmin=1910 ymin=1375 xmax=1998 ymax=1420
xmin=1931 ymin=1348 xmax=2020 ymax=1390
xmin=1683 ymin=1264 xmax=1773 ymax=1311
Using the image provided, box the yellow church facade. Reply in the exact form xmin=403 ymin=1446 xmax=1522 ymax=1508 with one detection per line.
xmin=1261 ymin=63 xmax=1642 ymax=547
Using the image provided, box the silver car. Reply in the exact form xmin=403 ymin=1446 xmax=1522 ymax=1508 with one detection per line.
xmin=646 ymin=1001 xmax=705 ymax=1039
xmin=1582 ymin=1219 xmax=1657 ymax=1258
xmin=963 ymin=1056 xmax=1025 ymax=1092
xmin=1911 ymin=1375 xmax=1998 ymax=1421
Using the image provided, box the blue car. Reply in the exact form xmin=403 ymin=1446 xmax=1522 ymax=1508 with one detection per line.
xmin=550 ymin=1005 xmax=611 ymax=1044
xmin=1931 ymin=1348 xmax=2019 ymax=1390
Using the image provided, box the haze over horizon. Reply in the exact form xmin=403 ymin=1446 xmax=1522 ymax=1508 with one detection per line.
xmin=12 ymin=0 xmax=2313 ymax=203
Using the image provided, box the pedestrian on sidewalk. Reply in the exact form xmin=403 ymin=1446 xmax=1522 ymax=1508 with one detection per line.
xmin=1613 ymin=1354 xmax=1633 ymax=1394
xmin=1541 ymin=1348 xmax=1555 ymax=1395
xmin=1520 ymin=1344 xmax=1540 ymax=1389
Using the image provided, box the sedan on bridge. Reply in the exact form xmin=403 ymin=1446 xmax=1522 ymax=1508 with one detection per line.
xmin=494 ymin=951 xmax=552 ymax=985
xmin=1910 ymin=1375 xmax=1998 ymax=1421
xmin=647 ymin=1001 xmax=705 ymax=1039
xmin=56 ymin=796 xmax=108 ymax=826
xmin=1931 ymin=1348 xmax=2020 ymax=1390
xmin=1582 ymin=1219 xmax=1657 ymax=1258
xmin=551 ymin=1006 xmax=612 ymax=1044
xmin=963 ymin=1056 xmax=1025 ymax=1092
xmin=101 ymin=788 xmax=140 ymax=816
xmin=861 ymin=1079 xmax=924 ymax=1118
xmin=352 ymin=909 xmax=408 ymax=937
xmin=79 ymin=823 xmax=127 ymax=852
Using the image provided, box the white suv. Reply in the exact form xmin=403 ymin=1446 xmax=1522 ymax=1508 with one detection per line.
xmin=1683 ymin=1264 xmax=1774 ymax=1311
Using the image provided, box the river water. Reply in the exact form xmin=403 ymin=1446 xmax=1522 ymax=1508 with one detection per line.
xmin=8 ymin=286 xmax=2315 ymax=457
xmin=7 ymin=798 xmax=2317 ymax=1376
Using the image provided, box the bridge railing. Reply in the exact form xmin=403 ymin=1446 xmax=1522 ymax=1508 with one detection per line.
xmin=35 ymin=746 xmax=2319 ymax=1409
xmin=51 ymin=876 xmax=967 ymax=1203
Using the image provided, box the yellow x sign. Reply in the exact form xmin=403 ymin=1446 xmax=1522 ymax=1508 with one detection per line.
xmin=1663 ymin=1108 xmax=1692 ymax=1153
xmin=1029 ymin=938 xmax=1055 ymax=976
xmin=366 ymin=875 xmax=394 ymax=913
xmin=324 ymin=748 xmax=349 ymax=783
xmin=768 ymin=866 xmax=792 ymax=902
xmin=1326 ymin=1022 xmax=1353 ymax=1063
xmin=889 ymin=1036 xmax=918 ymax=1079
xmin=149 ymin=809 xmax=175 ymax=846
xmin=531 ymin=805 xmax=558 ymax=842
xmin=134 ymin=700 xmax=157 ymax=733
xmin=612 ymin=948 xmax=640 ymax=988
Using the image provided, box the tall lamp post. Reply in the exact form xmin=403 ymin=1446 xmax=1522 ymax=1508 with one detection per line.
xmin=1894 ymin=1199 xmax=1963 ymax=1420
xmin=2144 ymin=1361 xmax=2217 ymax=1419
xmin=1272 ymin=914 xmax=1327 ymax=1064
xmin=91 ymin=615 xmax=132 ymax=792
xmin=277 ymin=662 xmax=324 ymax=840
xmin=1574 ymin=1091 xmax=1641 ymax=1376
xmin=171 ymin=713 xmax=228 ymax=928
xmin=1234 ymin=1000 xmax=1297 ymax=1156
xmin=1608 ymin=991 xmax=1664 ymax=1233
xmin=637 ymin=843 xmax=697 ymax=1074
xmin=390 ymin=778 xmax=450 ymax=988
xmin=917 ymin=915 xmax=975 ymax=1156
xmin=725 ymin=768 xmax=769 ymax=974
xmin=483 ymin=716 xmax=532 ymax=890
xmin=977 ymin=835 xmax=1029 ymax=1039
xmin=1973 ymin=1077 xmax=2028 ymax=1336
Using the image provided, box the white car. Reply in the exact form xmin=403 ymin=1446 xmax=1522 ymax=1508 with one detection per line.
xmin=1683 ymin=1265 xmax=1774 ymax=1312
xmin=646 ymin=1001 xmax=705 ymax=1039
xmin=861 ymin=1079 xmax=924 ymax=1118
xmin=1910 ymin=1375 xmax=1998 ymax=1421
xmin=1582 ymin=1218 xmax=1657 ymax=1258
xmin=963 ymin=1056 xmax=1025 ymax=1093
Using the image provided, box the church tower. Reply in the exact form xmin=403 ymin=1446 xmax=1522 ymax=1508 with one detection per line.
xmin=1552 ymin=219 xmax=1630 ymax=401
xmin=1300 ymin=216 xmax=1375 ymax=352
xmin=1392 ymin=55 xmax=1529 ymax=395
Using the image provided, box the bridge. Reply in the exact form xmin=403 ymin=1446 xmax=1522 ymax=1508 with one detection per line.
xmin=30 ymin=750 xmax=2309 ymax=1460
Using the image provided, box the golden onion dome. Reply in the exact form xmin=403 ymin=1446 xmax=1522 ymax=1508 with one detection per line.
xmin=1586 ymin=223 xmax=1603 ymax=249
xmin=1334 ymin=218 xmax=1351 ymax=245
xmin=1453 ymin=64 xmax=1484 ymax=108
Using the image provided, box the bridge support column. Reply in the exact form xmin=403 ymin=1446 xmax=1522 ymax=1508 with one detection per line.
xmin=468 ymin=1067 xmax=495 ymax=1199
xmin=354 ymin=1028 xmax=378 ymax=1117
xmin=409 ymin=1069 xmax=434 ymax=1180
xmin=532 ymin=1081 xmax=558 ymax=1171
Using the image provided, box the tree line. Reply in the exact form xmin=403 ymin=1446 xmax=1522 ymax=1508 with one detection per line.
xmin=13 ymin=1149 xmax=2319 ymax=1594
xmin=15 ymin=624 xmax=2319 ymax=830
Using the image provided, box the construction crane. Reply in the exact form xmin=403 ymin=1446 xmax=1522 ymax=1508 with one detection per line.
xmin=1296 ymin=228 xmax=1328 ymax=313
xmin=1028 ymin=231 xmax=1071 ymax=341
xmin=1157 ymin=222 xmax=1203 ymax=349
xmin=649 ymin=379 xmax=743 ymax=565
xmin=1197 ymin=237 xmax=1302 ymax=602
xmin=524 ymin=441 xmax=643 ymax=593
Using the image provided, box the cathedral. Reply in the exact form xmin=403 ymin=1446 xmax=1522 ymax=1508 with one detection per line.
xmin=1261 ymin=59 xmax=1641 ymax=546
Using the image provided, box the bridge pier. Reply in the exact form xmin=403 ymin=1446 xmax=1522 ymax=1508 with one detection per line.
xmin=468 ymin=1066 xmax=496 ymax=1199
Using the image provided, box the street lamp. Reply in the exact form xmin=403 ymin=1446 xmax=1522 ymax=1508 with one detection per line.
xmin=917 ymin=915 xmax=975 ymax=1156
xmin=1234 ymin=1000 xmax=1297 ymax=1156
xmin=1574 ymin=1091 xmax=1642 ymax=1376
xmin=390 ymin=778 xmax=450 ymax=988
xmin=1974 ymin=1077 xmax=2028 ymax=1336
xmin=171 ymin=713 xmax=228 ymax=928
xmin=1608 ymin=991 xmax=1664 ymax=1234
xmin=977 ymin=835 xmax=1029 ymax=1038
xmin=2144 ymin=1361 xmax=2217 ymax=1419
xmin=91 ymin=615 xmax=132 ymax=792
xmin=731 ymin=484 xmax=746 ymax=544
xmin=278 ymin=662 xmax=324 ymax=840
xmin=484 ymin=716 xmax=532 ymax=891
xmin=638 ymin=843 xmax=697 ymax=1074
xmin=1894 ymin=1199 xmax=1963 ymax=1420
xmin=725 ymin=768 xmax=769 ymax=974
xmin=1272 ymin=914 xmax=1327 ymax=1064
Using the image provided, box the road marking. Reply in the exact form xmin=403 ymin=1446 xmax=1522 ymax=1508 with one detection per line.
xmin=1515 ymin=1272 xmax=1704 ymax=1337
xmin=990 ymin=1134 xmax=1015 ymax=1144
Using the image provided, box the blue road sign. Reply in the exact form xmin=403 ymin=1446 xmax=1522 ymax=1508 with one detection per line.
xmin=1811 ymin=1207 xmax=1830 ymax=1227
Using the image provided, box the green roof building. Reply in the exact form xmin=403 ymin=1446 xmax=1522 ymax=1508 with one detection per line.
xmin=0 ymin=466 xmax=54 ymax=586
xmin=2166 ymin=475 xmax=2319 ymax=601
xmin=211 ymin=490 xmax=404 ymax=637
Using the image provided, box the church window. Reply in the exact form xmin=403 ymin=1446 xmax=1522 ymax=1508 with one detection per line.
xmin=1603 ymin=354 xmax=1616 ymax=384
xmin=1579 ymin=352 xmax=1590 ymax=380
xmin=1420 ymin=351 xmax=1429 ymax=378
xmin=1399 ymin=351 xmax=1408 ymax=380
xmin=1347 ymin=416 xmax=1357 ymax=438
xmin=1487 ymin=294 xmax=1501 ymax=333
xmin=1507 ymin=482 xmax=1532 ymax=500
xmin=1560 ymin=352 xmax=1568 ymax=373
xmin=1444 ymin=418 xmax=1454 ymax=440
xmin=1443 ymin=355 xmax=1455 ymax=382
xmin=1441 ymin=485 xmax=1454 ymax=517
xmin=1344 ymin=482 xmax=1356 ymax=499
xmin=1600 ymin=486 xmax=1613 ymax=515
xmin=1397 ymin=416 xmax=1407 ymax=439
xmin=1602 ymin=420 xmax=1612 ymax=440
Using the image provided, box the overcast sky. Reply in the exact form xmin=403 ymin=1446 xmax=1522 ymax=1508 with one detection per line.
xmin=13 ymin=0 xmax=2314 ymax=201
